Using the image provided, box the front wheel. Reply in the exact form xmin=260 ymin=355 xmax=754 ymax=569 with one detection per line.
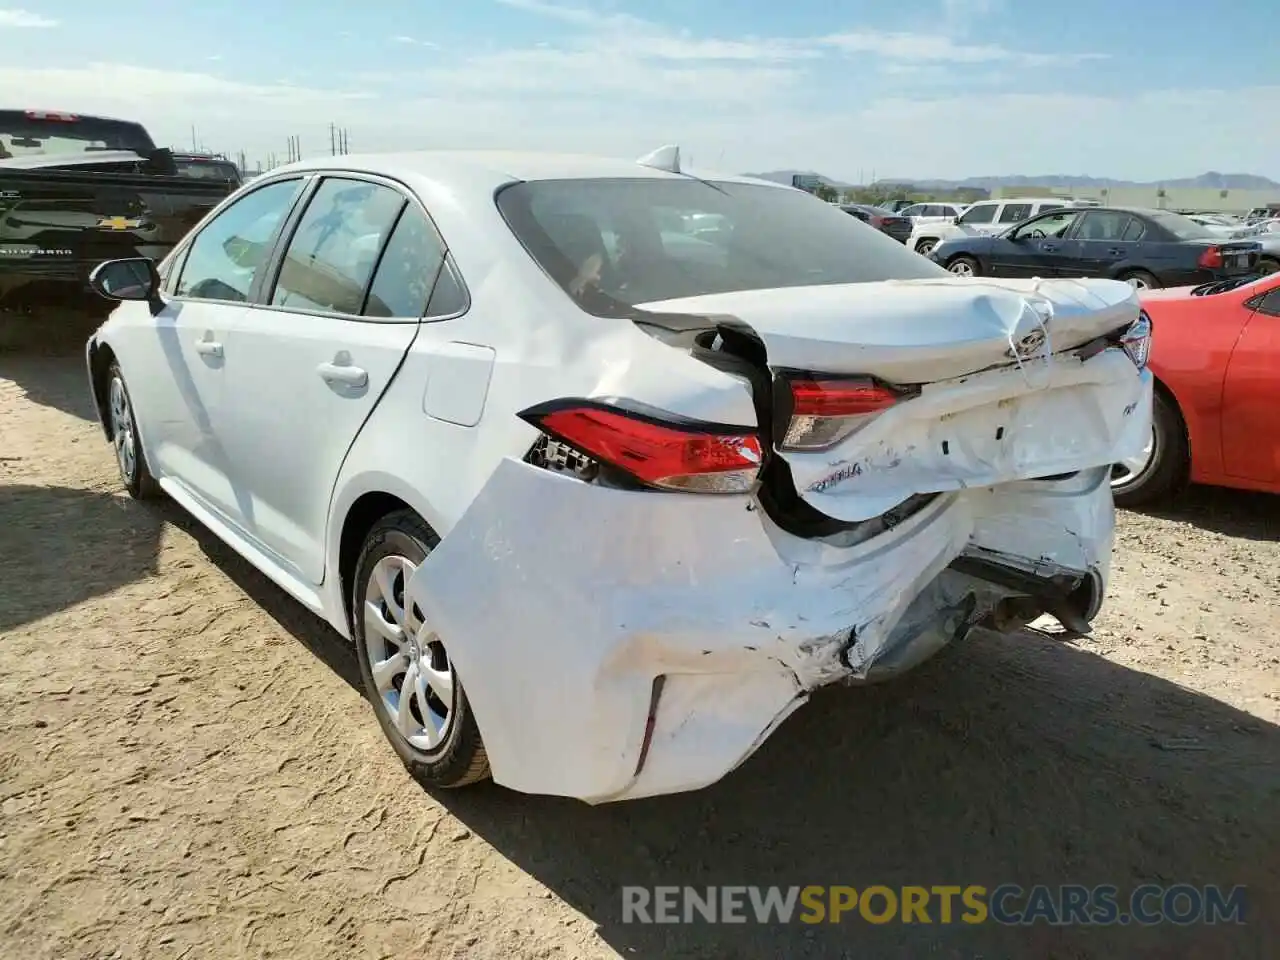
xmin=1112 ymin=390 xmax=1188 ymax=508
xmin=914 ymin=238 xmax=938 ymax=256
xmin=352 ymin=509 xmax=490 ymax=789
xmin=107 ymin=362 xmax=161 ymax=500
xmin=947 ymin=255 xmax=981 ymax=277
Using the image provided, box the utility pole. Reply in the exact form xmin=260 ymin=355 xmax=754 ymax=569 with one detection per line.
xmin=330 ymin=122 xmax=336 ymax=156
xmin=191 ymin=125 xmax=197 ymax=151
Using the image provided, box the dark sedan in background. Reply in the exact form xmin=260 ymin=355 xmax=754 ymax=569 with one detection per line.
xmin=928 ymin=206 xmax=1261 ymax=289
xmin=839 ymin=203 xmax=913 ymax=244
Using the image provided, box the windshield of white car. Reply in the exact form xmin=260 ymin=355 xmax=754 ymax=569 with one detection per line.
xmin=496 ymin=178 xmax=947 ymax=315
xmin=1145 ymin=211 xmax=1220 ymax=240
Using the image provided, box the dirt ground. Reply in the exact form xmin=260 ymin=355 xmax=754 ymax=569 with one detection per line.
xmin=1 ymin=348 xmax=1277 ymax=960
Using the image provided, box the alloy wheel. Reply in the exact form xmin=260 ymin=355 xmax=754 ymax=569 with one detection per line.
xmin=361 ymin=554 xmax=456 ymax=751
xmin=108 ymin=376 xmax=137 ymax=483
xmin=948 ymin=260 xmax=975 ymax=277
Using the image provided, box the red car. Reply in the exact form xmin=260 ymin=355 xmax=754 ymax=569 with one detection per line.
xmin=1112 ymin=273 xmax=1280 ymax=506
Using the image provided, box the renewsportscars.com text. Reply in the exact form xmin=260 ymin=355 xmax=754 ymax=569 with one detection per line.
xmin=621 ymin=884 xmax=1247 ymax=926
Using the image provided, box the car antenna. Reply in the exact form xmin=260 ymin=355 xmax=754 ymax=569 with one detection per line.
xmin=635 ymin=144 xmax=728 ymax=194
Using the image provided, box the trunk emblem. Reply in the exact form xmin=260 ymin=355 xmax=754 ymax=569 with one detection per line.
xmin=1007 ymin=327 xmax=1047 ymax=360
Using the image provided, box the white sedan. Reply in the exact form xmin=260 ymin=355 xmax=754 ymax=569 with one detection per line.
xmin=84 ymin=148 xmax=1153 ymax=803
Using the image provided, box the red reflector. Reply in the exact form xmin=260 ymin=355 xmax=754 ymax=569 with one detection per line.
xmin=25 ymin=110 xmax=79 ymax=122
xmin=529 ymin=405 xmax=762 ymax=493
xmin=1198 ymin=246 xmax=1223 ymax=269
xmin=790 ymin=379 xmax=903 ymax=417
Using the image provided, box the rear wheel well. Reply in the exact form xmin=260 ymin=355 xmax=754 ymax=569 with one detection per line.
xmin=89 ymin=342 xmax=117 ymax=438
xmin=338 ymin=492 xmax=413 ymax=632
xmin=1151 ymin=374 xmax=1190 ymax=464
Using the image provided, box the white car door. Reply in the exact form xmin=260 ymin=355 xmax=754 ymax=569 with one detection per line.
xmin=130 ymin=177 xmax=306 ymax=520
xmin=215 ymin=176 xmax=450 ymax=584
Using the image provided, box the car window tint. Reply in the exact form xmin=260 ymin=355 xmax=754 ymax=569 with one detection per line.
xmin=1077 ymin=211 xmax=1134 ymax=241
xmin=998 ymin=203 xmax=1032 ymax=223
xmin=1121 ymin=217 xmax=1146 ymax=242
xmin=175 ymin=179 xmax=300 ymax=302
xmin=959 ymin=204 xmax=996 ymax=224
xmin=425 ymin=260 xmax=468 ymax=317
xmin=362 ymin=205 xmax=448 ymax=318
xmin=1256 ymin=287 xmax=1280 ymax=317
xmin=496 ymin=178 xmax=945 ymax=316
xmin=271 ymin=178 xmax=406 ymax=315
xmin=902 ymin=205 xmax=924 ymax=217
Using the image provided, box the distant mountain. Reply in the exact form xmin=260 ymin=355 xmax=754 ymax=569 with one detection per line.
xmin=745 ymin=170 xmax=1280 ymax=192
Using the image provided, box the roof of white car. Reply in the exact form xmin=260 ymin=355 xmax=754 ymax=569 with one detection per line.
xmin=272 ymin=150 xmax=786 ymax=191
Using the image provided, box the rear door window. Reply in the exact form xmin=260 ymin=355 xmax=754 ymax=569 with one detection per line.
xmin=363 ymin=205 xmax=449 ymax=318
xmin=269 ymin=178 xmax=406 ymax=316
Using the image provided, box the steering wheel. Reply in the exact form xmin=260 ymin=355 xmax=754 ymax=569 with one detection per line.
xmin=1027 ymin=228 xmax=1047 ymax=239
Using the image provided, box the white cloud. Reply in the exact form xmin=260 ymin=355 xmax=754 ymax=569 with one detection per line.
xmin=2 ymin=3 xmax=1273 ymax=183
xmin=821 ymin=31 xmax=1105 ymax=67
xmin=392 ymin=35 xmax=439 ymax=47
xmin=0 ymin=8 xmax=56 ymax=27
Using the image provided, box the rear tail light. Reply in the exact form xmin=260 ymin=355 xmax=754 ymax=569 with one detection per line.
xmin=1198 ymin=246 xmax=1223 ymax=269
xmin=781 ymin=376 xmax=915 ymax=451
xmin=1117 ymin=312 xmax=1152 ymax=370
xmin=519 ymin=401 xmax=763 ymax=493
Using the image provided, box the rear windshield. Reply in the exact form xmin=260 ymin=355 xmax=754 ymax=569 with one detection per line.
xmin=1146 ymin=211 xmax=1219 ymax=241
xmin=174 ymin=159 xmax=241 ymax=183
xmin=0 ymin=111 xmax=155 ymax=160
xmin=496 ymin=178 xmax=946 ymax=315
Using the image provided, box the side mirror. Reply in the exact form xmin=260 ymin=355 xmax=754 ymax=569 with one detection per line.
xmin=89 ymin=257 xmax=164 ymax=316
xmin=952 ymin=216 xmax=962 ymax=225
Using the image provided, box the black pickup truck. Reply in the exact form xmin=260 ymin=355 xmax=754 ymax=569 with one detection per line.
xmin=0 ymin=110 xmax=240 ymax=319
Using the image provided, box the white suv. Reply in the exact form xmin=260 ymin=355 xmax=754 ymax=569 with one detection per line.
xmin=910 ymin=198 xmax=1081 ymax=256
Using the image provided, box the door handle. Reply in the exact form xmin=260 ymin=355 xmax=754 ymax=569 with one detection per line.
xmin=1040 ymin=243 xmax=1058 ymax=252
xmin=194 ymin=339 xmax=222 ymax=358
xmin=317 ymin=361 xmax=368 ymax=388
xmin=1106 ymin=248 xmax=1125 ymax=256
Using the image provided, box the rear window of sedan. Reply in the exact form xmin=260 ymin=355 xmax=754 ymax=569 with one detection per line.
xmin=495 ymin=178 xmax=946 ymax=316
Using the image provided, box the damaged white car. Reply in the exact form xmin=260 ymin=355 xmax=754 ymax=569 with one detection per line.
xmin=84 ymin=147 xmax=1153 ymax=803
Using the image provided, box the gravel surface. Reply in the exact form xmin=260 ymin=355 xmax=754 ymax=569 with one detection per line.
xmin=2 ymin=350 xmax=1277 ymax=959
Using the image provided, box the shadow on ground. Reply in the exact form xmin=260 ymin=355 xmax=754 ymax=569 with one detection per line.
xmin=1132 ymin=484 xmax=1280 ymax=543
xmin=171 ymin=508 xmax=1280 ymax=959
xmin=0 ymin=484 xmax=164 ymax=632
xmin=0 ymin=348 xmax=99 ymax=422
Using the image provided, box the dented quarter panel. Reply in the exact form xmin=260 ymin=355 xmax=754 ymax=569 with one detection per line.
xmin=405 ymin=453 xmax=1113 ymax=802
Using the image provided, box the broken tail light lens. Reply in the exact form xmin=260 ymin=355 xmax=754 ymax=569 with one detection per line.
xmin=519 ymin=401 xmax=763 ymax=494
xmin=781 ymin=377 xmax=913 ymax=451
xmin=1117 ymin=312 xmax=1152 ymax=370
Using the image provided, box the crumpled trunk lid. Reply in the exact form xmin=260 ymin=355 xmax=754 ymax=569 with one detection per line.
xmin=638 ymin=276 xmax=1150 ymax=524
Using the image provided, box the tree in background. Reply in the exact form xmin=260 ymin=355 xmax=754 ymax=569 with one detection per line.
xmin=813 ymin=183 xmax=839 ymax=202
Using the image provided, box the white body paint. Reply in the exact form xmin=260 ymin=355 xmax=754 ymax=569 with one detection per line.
xmin=86 ymin=151 xmax=1151 ymax=803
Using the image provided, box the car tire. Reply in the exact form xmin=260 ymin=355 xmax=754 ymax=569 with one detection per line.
xmin=946 ymin=255 xmax=981 ymax=277
xmin=1256 ymin=256 xmax=1279 ymax=275
xmin=1119 ymin=269 xmax=1160 ymax=290
xmin=106 ymin=361 xmax=161 ymax=500
xmin=351 ymin=509 xmax=491 ymax=790
xmin=915 ymin=238 xmax=938 ymax=256
xmin=1112 ymin=390 xmax=1188 ymax=508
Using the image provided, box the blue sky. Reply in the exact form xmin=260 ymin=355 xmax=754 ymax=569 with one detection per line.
xmin=4 ymin=1 xmax=1279 ymax=181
